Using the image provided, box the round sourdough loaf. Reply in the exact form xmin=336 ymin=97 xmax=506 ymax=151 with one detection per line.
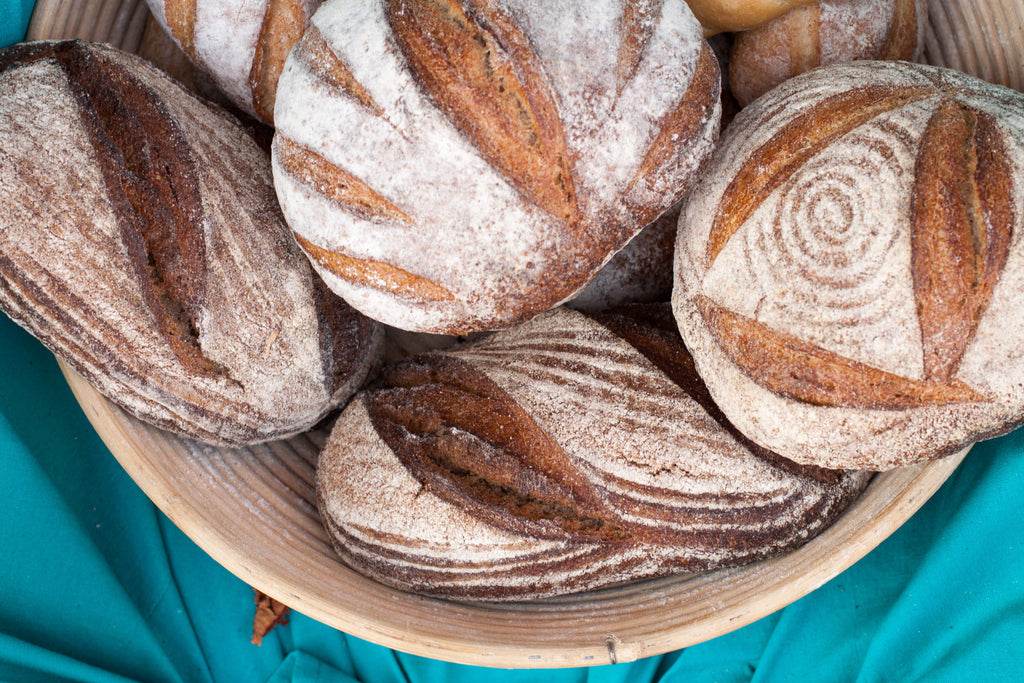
xmin=0 ymin=40 xmax=383 ymax=446
xmin=143 ymin=0 xmax=323 ymax=124
xmin=673 ymin=60 xmax=1024 ymax=471
xmin=271 ymin=0 xmax=720 ymax=334
xmin=684 ymin=0 xmax=818 ymax=35
xmin=316 ymin=304 xmax=870 ymax=601
xmin=729 ymin=0 xmax=928 ymax=107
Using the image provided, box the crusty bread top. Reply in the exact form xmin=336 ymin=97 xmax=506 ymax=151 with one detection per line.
xmin=317 ymin=305 xmax=869 ymax=600
xmin=145 ymin=0 xmax=322 ymax=123
xmin=0 ymin=41 xmax=383 ymax=445
xmin=272 ymin=0 xmax=720 ymax=334
xmin=673 ymin=60 xmax=1024 ymax=470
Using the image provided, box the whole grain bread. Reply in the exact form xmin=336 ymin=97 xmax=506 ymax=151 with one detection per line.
xmin=673 ymin=60 xmax=1024 ymax=470
xmin=317 ymin=305 xmax=870 ymax=600
xmin=0 ymin=40 xmax=383 ymax=445
xmin=271 ymin=0 xmax=721 ymax=334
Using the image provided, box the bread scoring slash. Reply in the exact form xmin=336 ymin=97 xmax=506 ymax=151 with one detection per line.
xmin=272 ymin=0 xmax=721 ymax=334
xmin=0 ymin=40 xmax=384 ymax=446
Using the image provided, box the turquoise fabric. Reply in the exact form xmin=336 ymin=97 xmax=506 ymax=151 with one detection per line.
xmin=3 ymin=8 xmax=1024 ymax=682
xmin=0 ymin=0 xmax=33 ymax=47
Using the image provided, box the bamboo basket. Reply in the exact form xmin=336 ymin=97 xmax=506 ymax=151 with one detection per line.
xmin=17 ymin=0 xmax=1021 ymax=668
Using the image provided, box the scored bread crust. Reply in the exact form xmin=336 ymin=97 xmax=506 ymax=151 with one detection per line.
xmin=317 ymin=305 xmax=870 ymax=601
xmin=0 ymin=40 xmax=384 ymax=446
xmin=272 ymin=0 xmax=721 ymax=334
xmin=729 ymin=0 xmax=928 ymax=107
xmin=673 ymin=60 xmax=1024 ymax=471
xmin=144 ymin=0 xmax=322 ymax=124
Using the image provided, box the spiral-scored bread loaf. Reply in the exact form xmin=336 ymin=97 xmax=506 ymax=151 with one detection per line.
xmin=673 ymin=60 xmax=1024 ymax=471
xmin=317 ymin=304 xmax=870 ymax=600
xmin=143 ymin=0 xmax=322 ymax=124
xmin=0 ymin=40 xmax=384 ymax=446
xmin=729 ymin=0 xmax=927 ymax=106
xmin=272 ymin=0 xmax=720 ymax=334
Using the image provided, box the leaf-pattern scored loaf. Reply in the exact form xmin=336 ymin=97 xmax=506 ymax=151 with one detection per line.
xmin=0 ymin=40 xmax=384 ymax=446
xmin=272 ymin=0 xmax=721 ymax=334
xmin=317 ymin=305 xmax=870 ymax=600
xmin=673 ymin=60 xmax=1024 ymax=471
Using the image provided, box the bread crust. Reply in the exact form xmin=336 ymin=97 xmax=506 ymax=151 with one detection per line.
xmin=0 ymin=40 xmax=383 ymax=445
xmin=272 ymin=0 xmax=720 ymax=334
xmin=729 ymin=0 xmax=928 ymax=106
xmin=144 ymin=0 xmax=322 ymax=124
xmin=673 ymin=60 xmax=1024 ymax=470
xmin=317 ymin=305 xmax=869 ymax=600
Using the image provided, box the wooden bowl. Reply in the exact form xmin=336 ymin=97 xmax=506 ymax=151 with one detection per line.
xmin=24 ymin=0 xmax=1018 ymax=668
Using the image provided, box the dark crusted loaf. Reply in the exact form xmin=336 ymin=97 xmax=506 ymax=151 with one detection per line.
xmin=316 ymin=304 xmax=870 ymax=601
xmin=0 ymin=40 xmax=384 ymax=445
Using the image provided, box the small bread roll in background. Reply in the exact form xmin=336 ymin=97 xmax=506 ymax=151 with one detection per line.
xmin=729 ymin=0 xmax=927 ymax=106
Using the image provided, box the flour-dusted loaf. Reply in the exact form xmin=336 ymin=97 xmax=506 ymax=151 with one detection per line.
xmin=0 ymin=40 xmax=384 ymax=446
xmin=144 ymin=0 xmax=323 ymax=124
xmin=729 ymin=0 xmax=927 ymax=106
xmin=673 ymin=61 xmax=1024 ymax=471
xmin=272 ymin=0 xmax=721 ymax=334
xmin=317 ymin=305 xmax=870 ymax=600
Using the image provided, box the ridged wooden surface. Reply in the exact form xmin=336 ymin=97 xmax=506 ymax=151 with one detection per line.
xmin=21 ymin=0 xmax=1012 ymax=668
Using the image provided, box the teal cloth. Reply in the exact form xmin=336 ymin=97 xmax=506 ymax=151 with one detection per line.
xmin=3 ymin=10 xmax=1024 ymax=682
xmin=0 ymin=0 xmax=33 ymax=47
xmin=4 ymin=299 xmax=1024 ymax=683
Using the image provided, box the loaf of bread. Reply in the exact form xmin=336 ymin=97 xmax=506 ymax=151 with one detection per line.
xmin=317 ymin=304 xmax=870 ymax=600
xmin=143 ymin=0 xmax=322 ymax=124
xmin=0 ymin=40 xmax=384 ymax=446
xmin=685 ymin=0 xmax=818 ymax=35
xmin=673 ymin=60 xmax=1024 ymax=471
xmin=729 ymin=0 xmax=927 ymax=106
xmin=272 ymin=0 xmax=721 ymax=334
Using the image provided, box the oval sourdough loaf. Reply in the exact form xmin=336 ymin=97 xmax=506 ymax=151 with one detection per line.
xmin=271 ymin=0 xmax=721 ymax=334
xmin=317 ymin=304 xmax=870 ymax=601
xmin=673 ymin=60 xmax=1024 ymax=471
xmin=729 ymin=0 xmax=927 ymax=106
xmin=143 ymin=0 xmax=323 ymax=124
xmin=0 ymin=40 xmax=384 ymax=446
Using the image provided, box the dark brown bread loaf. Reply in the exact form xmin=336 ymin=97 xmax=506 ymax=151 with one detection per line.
xmin=0 ymin=40 xmax=384 ymax=446
xmin=673 ymin=60 xmax=1024 ymax=470
xmin=143 ymin=0 xmax=323 ymax=124
xmin=729 ymin=0 xmax=927 ymax=106
xmin=272 ymin=0 xmax=721 ymax=334
xmin=317 ymin=305 xmax=870 ymax=601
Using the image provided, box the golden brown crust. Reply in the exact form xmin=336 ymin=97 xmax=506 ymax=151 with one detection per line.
xmin=273 ymin=0 xmax=719 ymax=334
xmin=673 ymin=60 xmax=1024 ymax=470
xmin=385 ymin=0 xmax=580 ymax=225
xmin=250 ymin=0 xmax=309 ymax=123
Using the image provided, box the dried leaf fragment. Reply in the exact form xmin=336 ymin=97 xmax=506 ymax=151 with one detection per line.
xmin=251 ymin=589 xmax=290 ymax=646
